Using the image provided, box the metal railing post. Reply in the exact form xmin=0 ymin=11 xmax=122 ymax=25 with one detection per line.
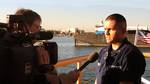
xmin=76 ymin=62 xmax=81 ymax=84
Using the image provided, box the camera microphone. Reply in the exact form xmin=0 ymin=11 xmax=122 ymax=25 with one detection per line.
xmin=30 ymin=31 xmax=53 ymax=40
xmin=77 ymin=52 xmax=99 ymax=72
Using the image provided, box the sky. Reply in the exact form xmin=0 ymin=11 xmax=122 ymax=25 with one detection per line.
xmin=0 ymin=0 xmax=150 ymax=32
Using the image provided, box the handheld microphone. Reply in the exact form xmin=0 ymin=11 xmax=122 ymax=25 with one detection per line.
xmin=77 ymin=52 xmax=99 ymax=72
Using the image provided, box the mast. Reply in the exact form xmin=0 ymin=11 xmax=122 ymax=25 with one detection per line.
xmin=134 ymin=24 xmax=139 ymax=45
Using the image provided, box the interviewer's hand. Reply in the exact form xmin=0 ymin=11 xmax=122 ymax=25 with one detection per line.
xmin=68 ymin=70 xmax=80 ymax=82
xmin=35 ymin=47 xmax=49 ymax=65
xmin=58 ymin=70 xmax=80 ymax=84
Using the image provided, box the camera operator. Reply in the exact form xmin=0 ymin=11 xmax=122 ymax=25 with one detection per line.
xmin=14 ymin=8 xmax=80 ymax=84
xmin=0 ymin=8 xmax=79 ymax=84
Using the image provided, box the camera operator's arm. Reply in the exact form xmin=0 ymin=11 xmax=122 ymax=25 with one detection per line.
xmin=35 ymin=46 xmax=80 ymax=84
xmin=35 ymin=47 xmax=49 ymax=65
xmin=35 ymin=46 xmax=54 ymax=73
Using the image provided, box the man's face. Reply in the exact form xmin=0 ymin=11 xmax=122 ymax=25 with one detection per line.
xmin=28 ymin=20 xmax=41 ymax=33
xmin=104 ymin=20 xmax=124 ymax=43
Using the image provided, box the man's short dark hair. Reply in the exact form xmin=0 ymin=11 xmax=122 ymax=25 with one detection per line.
xmin=105 ymin=13 xmax=127 ymax=32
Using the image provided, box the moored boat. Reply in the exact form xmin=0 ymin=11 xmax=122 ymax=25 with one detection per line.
xmin=74 ymin=26 xmax=150 ymax=48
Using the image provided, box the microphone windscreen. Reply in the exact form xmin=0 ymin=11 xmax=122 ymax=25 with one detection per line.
xmin=88 ymin=52 xmax=99 ymax=63
xmin=77 ymin=52 xmax=99 ymax=72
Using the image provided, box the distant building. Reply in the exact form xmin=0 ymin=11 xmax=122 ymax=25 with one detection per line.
xmin=69 ymin=27 xmax=77 ymax=33
xmin=127 ymin=26 xmax=149 ymax=31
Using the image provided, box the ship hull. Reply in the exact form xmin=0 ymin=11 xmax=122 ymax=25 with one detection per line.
xmin=74 ymin=32 xmax=150 ymax=48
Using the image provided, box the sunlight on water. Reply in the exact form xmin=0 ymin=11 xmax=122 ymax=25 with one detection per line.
xmin=50 ymin=36 xmax=100 ymax=60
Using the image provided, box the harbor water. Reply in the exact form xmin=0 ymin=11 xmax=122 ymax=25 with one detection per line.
xmin=50 ymin=36 xmax=150 ymax=83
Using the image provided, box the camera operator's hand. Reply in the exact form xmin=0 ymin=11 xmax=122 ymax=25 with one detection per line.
xmin=35 ymin=47 xmax=50 ymax=65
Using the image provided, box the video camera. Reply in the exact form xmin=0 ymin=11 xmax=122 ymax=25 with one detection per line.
xmin=0 ymin=15 xmax=58 ymax=65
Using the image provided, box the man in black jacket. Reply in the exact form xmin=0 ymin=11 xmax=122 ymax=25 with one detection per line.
xmin=95 ymin=13 xmax=146 ymax=84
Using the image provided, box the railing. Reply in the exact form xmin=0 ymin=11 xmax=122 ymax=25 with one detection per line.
xmin=54 ymin=53 xmax=150 ymax=84
xmin=55 ymin=54 xmax=88 ymax=84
